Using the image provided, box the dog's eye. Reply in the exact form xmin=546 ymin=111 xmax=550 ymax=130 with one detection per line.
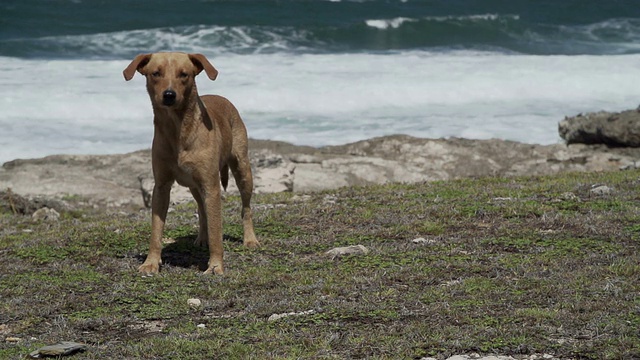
xmin=151 ymin=71 xmax=161 ymax=78
xmin=179 ymin=72 xmax=189 ymax=79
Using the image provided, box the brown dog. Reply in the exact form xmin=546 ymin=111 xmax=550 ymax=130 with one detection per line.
xmin=123 ymin=52 xmax=259 ymax=275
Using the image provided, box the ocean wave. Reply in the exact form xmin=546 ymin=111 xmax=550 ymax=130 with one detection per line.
xmin=517 ymin=18 xmax=640 ymax=55
xmin=0 ymin=25 xmax=320 ymax=59
xmin=365 ymin=13 xmax=521 ymax=30
xmin=3 ymin=15 xmax=640 ymax=59
xmin=357 ymin=14 xmax=640 ymax=54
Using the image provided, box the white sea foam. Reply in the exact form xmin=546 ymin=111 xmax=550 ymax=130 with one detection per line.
xmin=365 ymin=14 xmax=520 ymax=30
xmin=365 ymin=17 xmax=417 ymax=30
xmin=2 ymin=51 xmax=640 ymax=164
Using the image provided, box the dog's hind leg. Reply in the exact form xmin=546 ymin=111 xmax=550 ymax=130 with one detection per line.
xmin=201 ymin=180 xmax=225 ymax=275
xmin=230 ymin=155 xmax=260 ymax=249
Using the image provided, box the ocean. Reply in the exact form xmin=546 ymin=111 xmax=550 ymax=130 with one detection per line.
xmin=2 ymin=0 xmax=640 ymax=164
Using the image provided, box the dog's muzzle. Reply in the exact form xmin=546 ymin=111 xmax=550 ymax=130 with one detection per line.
xmin=162 ymin=90 xmax=177 ymax=106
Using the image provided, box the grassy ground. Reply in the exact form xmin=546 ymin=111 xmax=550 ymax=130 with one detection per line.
xmin=1 ymin=170 xmax=639 ymax=359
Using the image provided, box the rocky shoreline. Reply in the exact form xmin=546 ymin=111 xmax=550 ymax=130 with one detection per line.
xmin=2 ymin=109 xmax=640 ymax=209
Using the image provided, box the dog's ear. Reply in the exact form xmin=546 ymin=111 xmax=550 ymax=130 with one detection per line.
xmin=123 ymin=54 xmax=152 ymax=81
xmin=189 ymin=53 xmax=218 ymax=81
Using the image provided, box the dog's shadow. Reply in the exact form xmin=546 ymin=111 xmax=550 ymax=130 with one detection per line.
xmin=136 ymin=234 xmax=242 ymax=272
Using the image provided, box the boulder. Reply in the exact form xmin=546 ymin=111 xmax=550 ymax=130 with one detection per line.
xmin=558 ymin=109 xmax=640 ymax=147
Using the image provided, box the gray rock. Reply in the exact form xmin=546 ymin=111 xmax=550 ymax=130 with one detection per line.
xmin=32 ymin=207 xmax=60 ymax=222
xmin=325 ymin=245 xmax=369 ymax=259
xmin=590 ymin=185 xmax=613 ymax=195
xmin=1 ymin=151 xmax=151 ymax=208
xmin=446 ymin=356 xmax=514 ymax=360
xmin=29 ymin=341 xmax=87 ymax=358
xmin=3 ymin=132 xmax=640 ymax=209
xmin=187 ymin=298 xmax=202 ymax=308
xmin=1 ymin=190 xmax=67 ymax=215
xmin=559 ymin=109 xmax=640 ymax=147
xmin=268 ymin=309 xmax=316 ymax=322
xmin=412 ymin=237 xmax=437 ymax=245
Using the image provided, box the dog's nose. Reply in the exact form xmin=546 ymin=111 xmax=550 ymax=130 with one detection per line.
xmin=162 ymin=90 xmax=177 ymax=106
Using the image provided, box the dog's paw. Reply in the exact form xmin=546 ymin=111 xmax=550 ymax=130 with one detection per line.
xmin=203 ymin=264 xmax=224 ymax=275
xmin=138 ymin=262 xmax=160 ymax=275
xmin=194 ymin=234 xmax=208 ymax=248
xmin=243 ymin=239 xmax=260 ymax=249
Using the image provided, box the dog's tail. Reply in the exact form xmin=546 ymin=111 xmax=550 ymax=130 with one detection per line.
xmin=220 ymin=164 xmax=229 ymax=191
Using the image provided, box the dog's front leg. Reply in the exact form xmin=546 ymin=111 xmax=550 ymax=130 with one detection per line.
xmin=190 ymin=186 xmax=208 ymax=248
xmin=201 ymin=182 xmax=224 ymax=275
xmin=139 ymin=181 xmax=172 ymax=275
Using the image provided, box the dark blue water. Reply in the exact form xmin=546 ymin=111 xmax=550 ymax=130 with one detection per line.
xmin=2 ymin=0 xmax=640 ymax=59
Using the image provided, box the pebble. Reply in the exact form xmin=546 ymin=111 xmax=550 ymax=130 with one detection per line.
xmin=187 ymin=298 xmax=202 ymax=308
xmin=420 ymin=355 xmax=560 ymax=360
xmin=323 ymin=195 xmax=338 ymax=205
xmin=324 ymin=245 xmax=369 ymax=259
xmin=412 ymin=237 xmax=437 ymax=245
xmin=268 ymin=309 xmax=316 ymax=322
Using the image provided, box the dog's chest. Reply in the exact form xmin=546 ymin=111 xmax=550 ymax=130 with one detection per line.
xmin=171 ymin=151 xmax=200 ymax=188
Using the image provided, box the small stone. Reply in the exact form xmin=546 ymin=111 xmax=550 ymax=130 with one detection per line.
xmin=187 ymin=298 xmax=202 ymax=308
xmin=268 ymin=313 xmax=287 ymax=322
xmin=162 ymin=237 xmax=176 ymax=245
xmin=590 ymin=185 xmax=613 ymax=195
xmin=440 ymin=279 xmax=462 ymax=287
xmin=32 ymin=207 xmax=60 ymax=222
xmin=324 ymin=245 xmax=369 ymax=259
xmin=412 ymin=237 xmax=436 ymax=245
xmin=323 ymin=195 xmax=338 ymax=205
xmin=539 ymin=229 xmax=557 ymax=234
xmin=268 ymin=309 xmax=316 ymax=322
xmin=291 ymin=194 xmax=312 ymax=202
xmin=559 ymin=192 xmax=579 ymax=201
xmin=196 ymin=323 xmax=206 ymax=329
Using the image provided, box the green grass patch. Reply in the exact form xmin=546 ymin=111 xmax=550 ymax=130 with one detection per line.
xmin=1 ymin=170 xmax=640 ymax=358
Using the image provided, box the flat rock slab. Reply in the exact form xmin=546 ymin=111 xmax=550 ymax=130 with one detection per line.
xmin=29 ymin=341 xmax=88 ymax=358
xmin=2 ymin=135 xmax=640 ymax=209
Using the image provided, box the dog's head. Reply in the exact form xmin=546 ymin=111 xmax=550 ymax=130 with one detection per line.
xmin=123 ymin=52 xmax=218 ymax=108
